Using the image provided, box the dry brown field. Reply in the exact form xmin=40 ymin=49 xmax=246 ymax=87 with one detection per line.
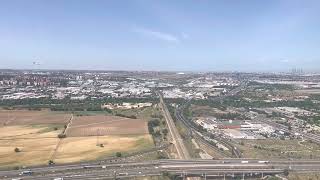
xmin=67 ymin=115 xmax=148 ymax=137
xmin=0 ymin=126 xmax=61 ymax=168
xmin=0 ymin=110 xmax=70 ymax=126
xmin=0 ymin=110 xmax=154 ymax=168
xmin=54 ymin=135 xmax=153 ymax=164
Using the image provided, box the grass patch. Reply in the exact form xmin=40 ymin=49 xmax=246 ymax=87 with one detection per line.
xmin=73 ymin=111 xmax=112 ymax=116
xmin=134 ymin=135 xmax=155 ymax=150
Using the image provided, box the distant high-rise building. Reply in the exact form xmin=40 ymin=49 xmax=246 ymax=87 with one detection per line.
xmin=291 ymin=68 xmax=303 ymax=75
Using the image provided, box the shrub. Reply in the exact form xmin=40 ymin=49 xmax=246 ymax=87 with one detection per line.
xmin=116 ymin=152 xmax=122 ymax=157
xmin=48 ymin=160 xmax=55 ymax=165
xmin=58 ymin=134 xmax=66 ymax=138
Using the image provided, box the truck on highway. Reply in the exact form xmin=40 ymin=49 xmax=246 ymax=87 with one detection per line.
xmin=53 ymin=178 xmax=64 ymax=180
xmin=258 ymin=161 xmax=269 ymax=164
xmin=83 ymin=165 xmax=97 ymax=169
xmin=241 ymin=161 xmax=249 ymax=164
xmin=118 ymin=172 xmax=129 ymax=176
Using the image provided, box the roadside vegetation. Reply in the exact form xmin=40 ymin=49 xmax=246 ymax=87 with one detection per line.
xmin=147 ymin=104 xmax=170 ymax=148
xmin=165 ymin=103 xmax=201 ymax=158
xmin=0 ymin=97 xmax=158 ymax=111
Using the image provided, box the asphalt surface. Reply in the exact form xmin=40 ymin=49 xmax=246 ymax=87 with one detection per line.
xmin=2 ymin=159 xmax=320 ymax=179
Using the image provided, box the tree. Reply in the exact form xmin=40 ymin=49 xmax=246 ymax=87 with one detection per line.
xmin=162 ymin=129 xmax=168 ymax=136
xmin=48 ymin=160 xmax=55 ymax=165
xmin=154 ymin=130 xmax=161 ymax=137
xmin=116 ymin=152 xmax=122 ymax=157
xmin=58 ymin=134 xmax=66 ymax=138
xmin=14 ymin=147 xmax=20 ymax=153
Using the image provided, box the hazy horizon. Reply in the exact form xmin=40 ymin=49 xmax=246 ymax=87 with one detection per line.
xmin=1 ymin=0 xmax=320 ymax=72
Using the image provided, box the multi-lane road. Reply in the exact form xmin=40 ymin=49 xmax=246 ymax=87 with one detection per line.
xmin=2 ymin=159 xmax=320 ymax=179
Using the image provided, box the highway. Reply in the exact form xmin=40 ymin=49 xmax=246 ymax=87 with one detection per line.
xmin=159 ymin=93 xmax=190 ymax=159
xmin=2 ymin=159 xmax=320 ymax=179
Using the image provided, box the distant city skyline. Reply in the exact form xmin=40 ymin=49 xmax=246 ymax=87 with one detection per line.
xmin=1 ymin=0 xmax=320 ymax=72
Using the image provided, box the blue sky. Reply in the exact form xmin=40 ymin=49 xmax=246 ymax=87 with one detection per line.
xmin=0 ymin=0 xmax=320 ymax=72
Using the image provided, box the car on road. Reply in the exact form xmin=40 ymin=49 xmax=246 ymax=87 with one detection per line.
xmin=258 ymin=161 xmax=269 ymax=164
xmin=53 ymin=178 xmax=64 ymax=180
xmin=118 ymin=172 xmax=129 ymax=176
xmin=19 ymin=170 xmax=33 ymax=175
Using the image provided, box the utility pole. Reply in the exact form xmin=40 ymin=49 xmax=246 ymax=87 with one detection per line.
xmin=113 ymin=170 xmax=117 ymax=180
